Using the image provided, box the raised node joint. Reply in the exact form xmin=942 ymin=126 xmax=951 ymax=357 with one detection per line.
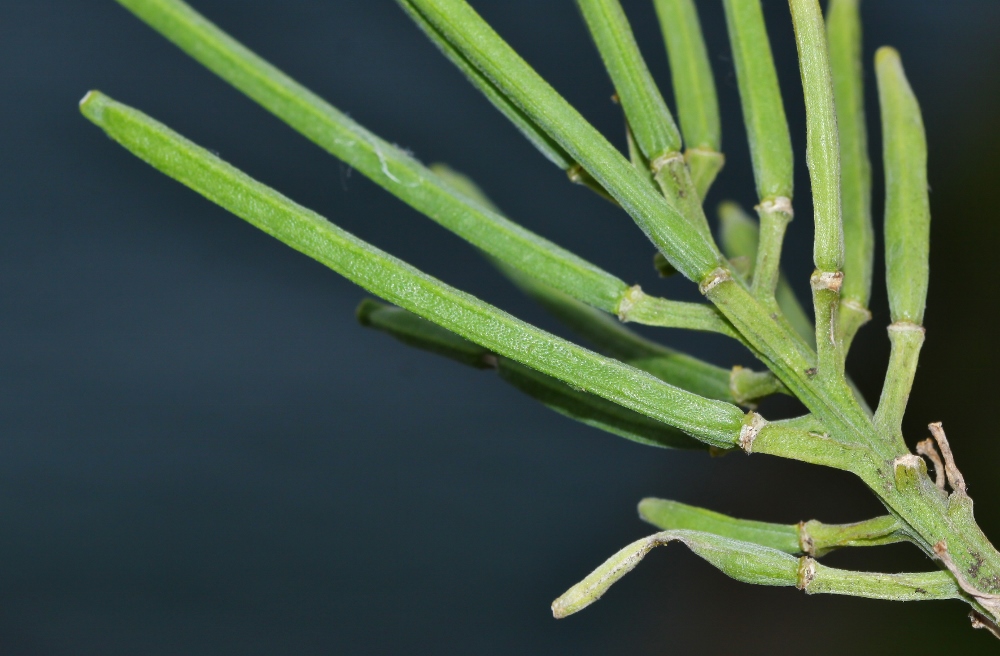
xmin=616 ymin=285 xmax=645 ymax=322
xmin=756 ymin=196 xmax=794 ymax=220
xmin=810 ymin=270 xmax=844 ymax=293
xmin=796 ymin=556 xmax=818 ymax=591
xmin=699 ymin=268 xmax=731 ymax=295
xmin=739 ymin=412 xmax=768 ymax=454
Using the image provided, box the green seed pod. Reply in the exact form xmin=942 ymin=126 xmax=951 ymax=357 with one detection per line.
xmin=877 ymin=47 xmax=930 ymax=325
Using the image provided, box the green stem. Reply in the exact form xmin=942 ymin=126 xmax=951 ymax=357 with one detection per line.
xmin=873 ymin=323 xmax=924 ymax=447
xmin=553 ymin=529 xmax=961 ymax=618
xmin=752 ymin=198 xmax=794 ymax=301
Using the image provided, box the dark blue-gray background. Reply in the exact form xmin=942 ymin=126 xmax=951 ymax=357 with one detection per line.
xmin=3 ymin=1 xmax=1000 ymax=653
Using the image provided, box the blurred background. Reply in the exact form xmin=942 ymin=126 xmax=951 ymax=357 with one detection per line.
xmin=2 ymin=0 xmax=999 ymax=653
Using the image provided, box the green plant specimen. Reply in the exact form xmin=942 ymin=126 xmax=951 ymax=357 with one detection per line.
xmin=82 ymin=0 xmax=1000 ymax=641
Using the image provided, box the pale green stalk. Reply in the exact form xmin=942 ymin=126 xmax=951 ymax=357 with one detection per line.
xmin=721 ymin=0 xmax=795 ymax=302
xmin=652 ymin=0 xmax=724 ymax=198
xmin=576 ymin=0 xmax=679 ymax=161
xmin=638 ymin=498 xmax=906 ymax=556
xmin=827 ymin=0 xmax=874 ymax=353
xmin=789 ymin=0 xmax=845 ymax=382
xmin=576 ymin=0 xmax=711 ymax=238
xmin=873 ymin=47 xmax=929 ymax=440
xmin=79 ymin=90 xmax=746 ymax=448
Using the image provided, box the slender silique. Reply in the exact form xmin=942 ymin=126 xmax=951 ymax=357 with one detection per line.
xmin=789 ymin=0 xmax=845 ymax=383
xmin=79 ymin=91 xmax=747 ymax=447
xmin=827 ymin=0 xmax=874 ymax=352
xmin=400 ymin=0 xmax=727 ymax=281
xmin=652 ymin=0 xmax=724 ymax=198
xmin=720 ymin=0 xmax=795 ymax=304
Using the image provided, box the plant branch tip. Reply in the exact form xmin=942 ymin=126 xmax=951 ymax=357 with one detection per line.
xmin=78 ymin=90 xmax=108 ymax=121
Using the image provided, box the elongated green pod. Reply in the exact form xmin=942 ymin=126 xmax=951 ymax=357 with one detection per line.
xmin=358 ymin=300 xmax=707 ymax=450
xmin=81 ymin=91 xmax=747 ymax=447
xmin=114 ymin=0 xmax=627 ymax=314
xmin=877 ymin=47 xmax=929 ymax=325
xmin=357 ymin=299 xmax=495 ymax=369
xmin=491 ymin=260 xmax=742 ymax=401
xmin=552 ymin=530 xmax=800 ymax=618
xmin=789 ymin=0 xmax=844 ymax=275
xmin=652 ymin=0 xmax=725 ymax=197
xmin=639 ymin=499 xmax=907 ymax=557
xmin=576 ymin=0 xmax=680 ymax=161
xmin=721 ymin=0 xmax=794 ymax=202
xmin=402 ymin=0 xmax=726 ymax=281
xmin=827 ymin=0 xmax=874 ymax=313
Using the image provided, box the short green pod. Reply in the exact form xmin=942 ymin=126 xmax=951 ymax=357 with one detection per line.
xmin=877 ymin=47 xmax=930 ymax=325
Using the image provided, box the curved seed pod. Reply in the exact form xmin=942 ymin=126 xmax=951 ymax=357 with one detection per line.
xmin=552 ymin=530 xmax=799 ymax=618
